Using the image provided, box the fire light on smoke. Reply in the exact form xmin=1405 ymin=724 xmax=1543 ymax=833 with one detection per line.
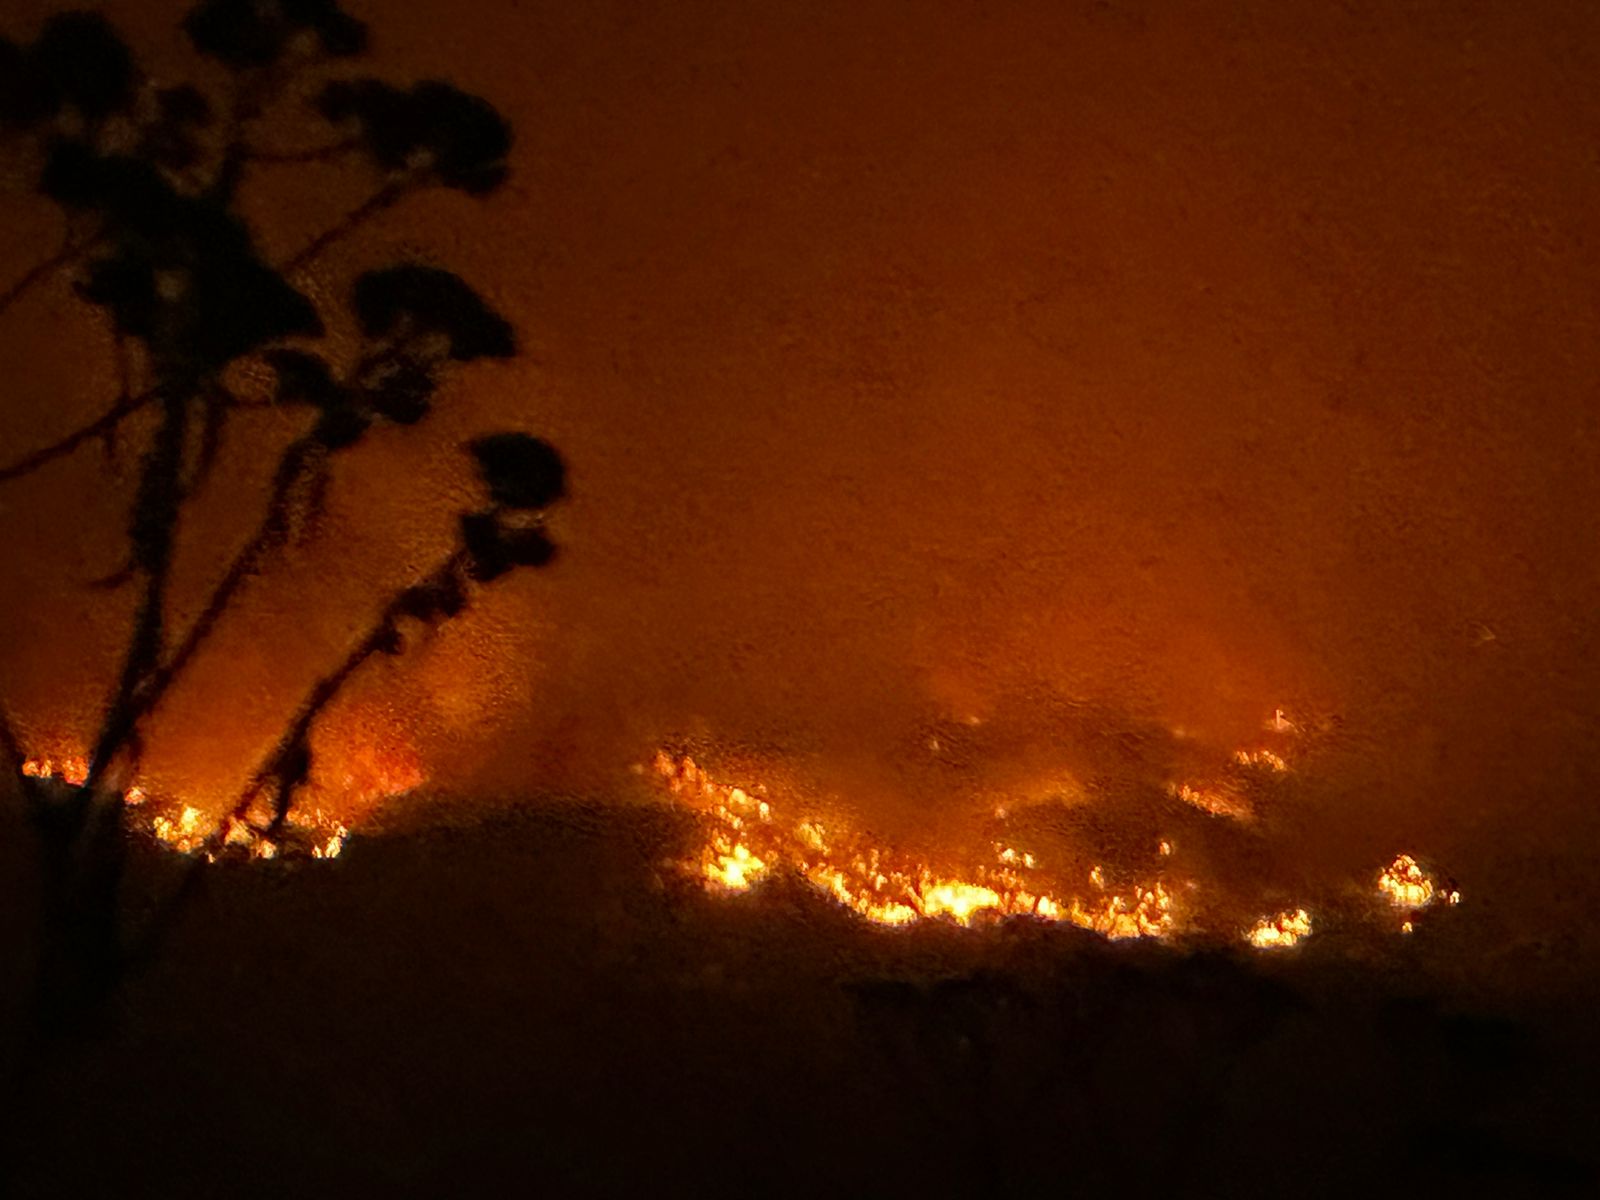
xmin=658 ymin=752 xmax=1175 ymax=939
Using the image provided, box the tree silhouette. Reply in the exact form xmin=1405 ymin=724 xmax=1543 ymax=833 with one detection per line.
xmin=0 ymin=4 xmax=562 ymax=1035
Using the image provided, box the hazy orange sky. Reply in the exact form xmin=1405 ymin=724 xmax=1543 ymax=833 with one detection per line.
xmin=2 ymin=1 xmax=1598 ymax=933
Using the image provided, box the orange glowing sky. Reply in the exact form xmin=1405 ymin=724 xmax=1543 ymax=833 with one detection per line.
xmin=2 ymin=0 xmax=1599 ymax=948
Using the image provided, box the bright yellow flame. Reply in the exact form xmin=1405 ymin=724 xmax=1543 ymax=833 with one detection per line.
xmin=21 ymin=754 xmax=88 ymax=785
xmin=659 ymin=753 xmax=1175 ymax=938
xmin=17 ymin=748 xmax=354 ymax=862
xmin=312 ymin=825 xmax=347 ymax=859
xmin=1377 ymin=853 xmax=1439 ymax=909
xmin=151 ymin=805 xmax=206 ymax=854
xmin=703 ymin=840 xmax=766 ymax=890
xmin=1247 ymin=908 xmax=1313 ymax=948
xmin=1233 ymin=749 xmax=1289 ymax=772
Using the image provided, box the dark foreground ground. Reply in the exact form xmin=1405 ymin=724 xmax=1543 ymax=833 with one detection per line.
xmin=2 ymin=801 xmax=1596 ymax=1199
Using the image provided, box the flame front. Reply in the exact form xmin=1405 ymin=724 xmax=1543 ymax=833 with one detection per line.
xmin=658 ymin=752 xmax=1175 ymax=939
xmin=20 ymin=754 xmax=350 ymax=861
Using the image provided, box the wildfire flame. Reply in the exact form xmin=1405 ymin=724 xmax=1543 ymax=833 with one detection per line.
xmin=1377 ymin=853 xmax=1460 ymax=915
xmin=21 ymin=754 xmax=89 ymax=787
xmin=1233 ymin=749 xmax=1289 ymax=772
xmin=19 ymin=754 xmax=350 ymax=861
xmin=658 ymin=739 xmax=1463 ymax=950
xmin=657 ymin=752 xmax=1175 ymax=939
xmin=1247 ymin=908 xmax=1313 ymax=949
xmin=17 ymin=725 xmax=1462 ymax=951
xmin=1169 ymin=738 xmax=1294 ymax=822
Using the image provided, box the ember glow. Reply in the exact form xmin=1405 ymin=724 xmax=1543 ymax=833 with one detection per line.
xmin=658 ymin=752 xmax=1176 ymax=939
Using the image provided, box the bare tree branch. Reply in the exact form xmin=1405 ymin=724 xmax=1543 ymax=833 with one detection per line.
xmin=0 ymin=385 xmax=160 ymax=484
xmin=234 ymin=548 xmax=468 ymax=835
xmin=0 ymin=702 xmax=24 ymax=782
xmin=139 ymin=435 xmax=324 ymax=719
xmin=282 ymin=175 xmax=413 ymax=274
xmin=83 ymin=388 xmax=191 ymax=794
xmin=0 ymin=233 xmax=95 ymax=322
xmin=247 ymin=135 xmax=360 ymax=165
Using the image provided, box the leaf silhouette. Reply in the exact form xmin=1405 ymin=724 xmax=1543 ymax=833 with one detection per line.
xmin=499 ymin=525 xmax=557 ymax=567
xmin=362 ymin=358 xmax=436 ymax=424
xmin=76 ymin=255 xmax=160 ymax=341
xmin=0 ymin=37 xmax=49 ymax=128
xmin=263 ymin=349 xmax=344 ymax=408
xmin=397 ymin=574 xmax=467 ymax=622
xmin=316 ymin=78 xmax=510 ymax=194
xmin=139 ymin=85 xmax=214 ymax=171
xmin=407 ymin=81 xmax=511 ymax=193
xmin=311 ymin=403 xmax=369 ymax=450
xmin=468 ymin=432 xmax=565 ymax=509
xmin=458 ymin=512 xmax=558 ymax=582
xmin=184 ymin=0 xmax=367 ymax=69
xmin=351 ymin=265 xmax=514 ymax=361
xmin=186 ymin=252 xmax=323 ymax=366
xmin=29 ymin=11 xmax=138 ymax=122
xmin=50 ymin=148 xmax=322 ymax=370
xmin=39 ymin=143 xmax=169 ymax=219
xmin=459 ymin=511 xmax=513 ymax=582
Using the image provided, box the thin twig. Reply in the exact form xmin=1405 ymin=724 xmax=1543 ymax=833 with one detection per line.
xmin=237 ymin=548 xmax=468 ymax=834
xmin=0 ymin=702 xmax=24 ymax=782
xmin=0 ymin=385 xmax=160 ymax=484
xmin=207 ymin=68 xmax=290 ymax=202
xmin=83 ymin=387 xmax=190 ymax=794
xmin=247 ymin=135 xmax=360 ymax=165
xmin=282 ymin=175 xmax=413 ymax=274
xmin=102 ymin=333 xmax=135 ymax=462
xmin=123 ymin=546 xmax=469 ymax=972
xmin=145 ymin=435 xmax=322 ymax=708
xmin=0 ymin=233 xmax=95 ymax=321
xmin=93 ymin=344 xmax=402 ymax=768
xmin=0 ymin=386 xmax=160 ymax=483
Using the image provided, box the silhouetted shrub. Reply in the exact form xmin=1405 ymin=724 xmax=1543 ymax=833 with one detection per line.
xmin=1 ymin=0 xmax=564 ymax=1030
